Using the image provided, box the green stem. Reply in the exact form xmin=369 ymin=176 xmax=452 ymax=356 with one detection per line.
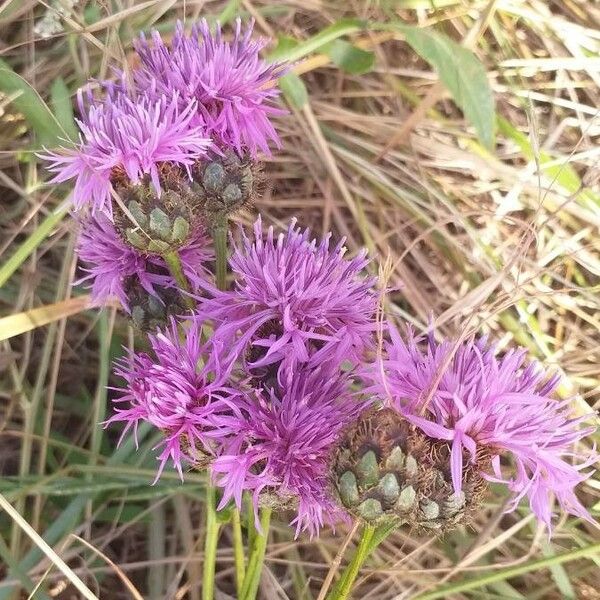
xmin=163 ymin=250 xmax=195 ymax=310
xmin=232 ymin=507 xmax=246 ymax=595
xmin=240 ymin=507 xmax=272 ymax=600
xmin=202 ymin=485 xmax=221 ymax=600
xmin=326 ymin=525 xmax=376 ymax=600
xmin=245 ymin=492 xmax=257 ymax=551
xmin=212 ymin=217 xmax=228 ymax=291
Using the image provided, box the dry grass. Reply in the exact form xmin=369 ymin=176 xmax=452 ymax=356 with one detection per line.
xmin=1 ymin=1 xmax=599 ymax=599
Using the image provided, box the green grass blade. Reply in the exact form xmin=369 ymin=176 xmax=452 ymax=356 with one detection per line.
xmin=412 ymin=542 xmax=600 ymax=600
xmin=50 ymin=77 xmax=78 ymax=143
xmin=0 ymin=58 xmax=67 ymax=147
xmin=0 ymin=206 xmax=68 ymax=289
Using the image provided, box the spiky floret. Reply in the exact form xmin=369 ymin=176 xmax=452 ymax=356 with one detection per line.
xmin=40 ymin=90 xmax=211 ymax=215
xmin=132 ymin=19 xmax=286 ymax=156
xmin=367 ymin=323 xmax=597 ymax=532
xmin=198 ymin=217 xmax=378 ymax=381
xmin=106 ymin=317 xmax=241 ymax=480
xmin=76 ymin=213 xmax=211 ymax=311
xmin=210 ymin=365 xmax=368 ymax=537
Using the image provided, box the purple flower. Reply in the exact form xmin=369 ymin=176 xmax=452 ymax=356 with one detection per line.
xmin=106 ymin=317 xmax=240 ymax=480
xmin=369 ymin=323 xmax=597 ymax=531
xmin=132 ymin=19 xmax=286 ymax=156
xmin=199 ymin=217 xmax=378 ymax=380
xmin=76 ymin=213 xmax=211 ymax=310
xmin=40 ymin=90 xmax=210 ymax=215
xmin=211 ymin=365 xmax=367 ymax=536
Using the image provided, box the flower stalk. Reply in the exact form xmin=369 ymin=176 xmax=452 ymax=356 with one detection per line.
xmin=202 ymin=484 xmax=221 ymax=600
xmin=326 ymin=524 xmax=375 ymax=600
xmin=212 ymin=216 xmax=228 ymax=291
xmin=232 ymin=506 xmax=246 ymax=595
xmin=240 ymin=507 xmax=272 ymax=600
xmin=163 ymin=250 xmax=196 ymax=310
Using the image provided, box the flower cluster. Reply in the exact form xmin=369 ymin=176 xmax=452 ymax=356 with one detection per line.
xmin=132 ymin=20 xmax=286 ymax=155
xmin=76 ymin=212 xmax=211 ymax=310
xmin=41 ymin=90 xmax=211 ymax=215
xmin=42 ymin=19 xmax=284 ymax=311
xmin=212 ymin=364 xmax=368 ymax=536
xmin=110 ymin=216 xmax=378 ymax=535
xmin=42 ymin=19 xmax=596 ymax=541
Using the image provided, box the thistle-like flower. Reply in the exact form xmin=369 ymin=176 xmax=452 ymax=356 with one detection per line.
xmin=132 ymin=19 xmax=286 ymax=156
xmin=41 ymin=90 xmax=211 ymax=215
xmin=368 ymin=324 xmax=597 ymax=531
xmin=106 ymin=317 xmax=240 ymax=480
xmin=77 ymin=213 xmax=211 ymax=311
xmin=199 ymin=217 xmax=378 ymax=380
xmin=211 ymin=365 xmax=368 ymax=537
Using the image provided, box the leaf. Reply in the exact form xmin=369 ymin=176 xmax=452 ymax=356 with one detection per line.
xmin=273 ymin=18 xmax=366 ymax=63
xmin=0 ymin=296 xmax=93 ymax=341
xmin=0 ymin=58 xmax=66 ymax=146
xmin=399 ymin=25 xmax=495 ymax=149
xmin=326 ymin=39 xmax=375 ymax=75
xmin=0 ymin=206 xmax=68 ymax=289
xmin=411 ymin=541 xmax=600 ymax=600
xmin=268 ymin=35 xmax=300 ymax=62
xmin=279 ymin=72 xmax=308 ymax=109
xmin=50 ymin=77 xmax=78 ymax=143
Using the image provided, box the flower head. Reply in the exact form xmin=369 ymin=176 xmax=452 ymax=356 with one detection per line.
xmin=200 ymin=217 xmax=378 ymax=380
xmin=211 ymin=365 xmax=367 ymax=536
xmin=76 ymin=213 xmax=211 ymax=310
xmin=106 ymin=317 xmax=239 ymax=480
xmin=369 ymin=323 xmax=597 ymax=531
xmin=132 ymin=19 xmax=286 ymax=156
xmin=41 ymin=90 xmax=211 ymax=215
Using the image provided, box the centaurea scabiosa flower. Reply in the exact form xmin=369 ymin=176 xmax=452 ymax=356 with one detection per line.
xmin=369 ymin=323 xmax=597 ymax=532
xmin=211 ymin=364 xmax=368 ymax=537
xmin=106 ymin=317 xmax=240 ymax=480
xmin=199 ymin=217 xmax=378 ymax=380
xmin=132 ymin=19 xmax=286 ymax=156
xmin=77 ymin=213 xmax=211 ymax=311
xmin=41 ymin=89 xmax=211 ymax=215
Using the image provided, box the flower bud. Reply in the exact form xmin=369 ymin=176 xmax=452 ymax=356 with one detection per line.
xmin=192 ymin=150 xmax=260 ymax=223
xmin=112 ymin=164 xmax=197 ymax=254
xmin=125 ymin=278 xmax=186 ymax=331
xmin=331 ymin=408 xmax=486 ymax=532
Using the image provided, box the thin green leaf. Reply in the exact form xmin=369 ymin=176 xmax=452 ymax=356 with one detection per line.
xmin=50 ymin=77 xmax=78 ymax=143
xmin=326 ymin=39 xmax=375 ymax=75
xmin=279 ymin=72 xmax=308 ymax=109
xmin=0 ymin=206 xmax=68 ymax=289
xmin=541 ymin=541 xmax=576 ymax=599
xmin=217 ymin=0 xmax=242 ymax=25
xmin=412 ymin=542 xmax=600 ymax=600
xmin=272 ymin=19 xmax=366 ymax=63
xmin=0 ymin=58 xmax=67 ymax=147
xmin=268 ymin=35 xmax=300 ymax=62
xmin=0 ymin=424 xmax=153 ymax=599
